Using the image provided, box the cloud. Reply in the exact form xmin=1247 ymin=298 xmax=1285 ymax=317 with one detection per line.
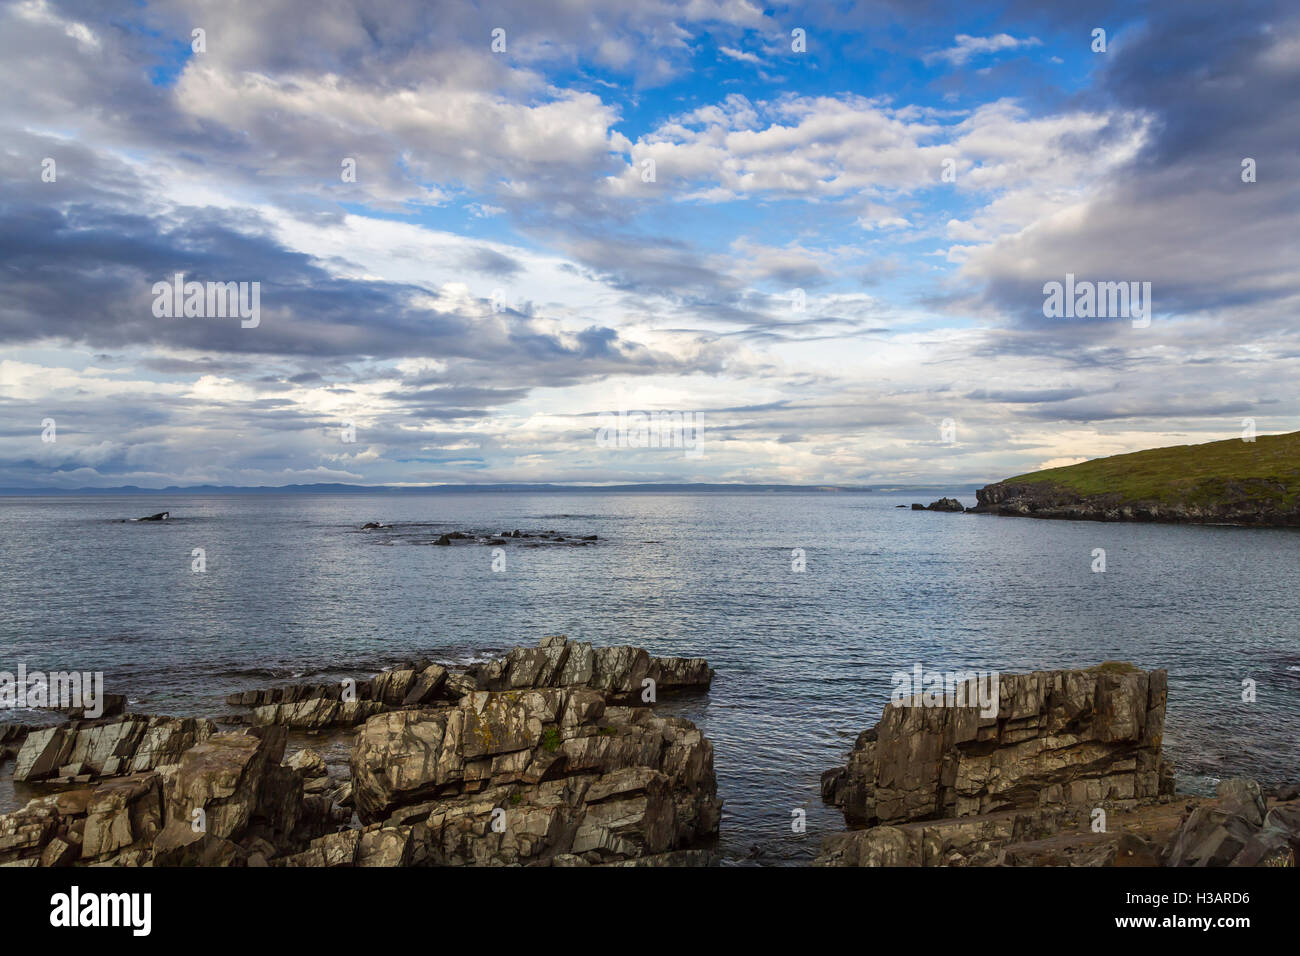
xmin=925 ymin=33 xmax=1042 ymax=67
xmin=0 ymin=0 xmax=1295 ymax=489
xmin=719 ymin=46 xmax=761 ymax=64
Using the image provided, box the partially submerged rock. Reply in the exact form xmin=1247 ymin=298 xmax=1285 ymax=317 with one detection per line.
xmin=925 ymin=497 xmax=965 ymax=512
xmin=817 ymin=664 xmax=1180 ymax=866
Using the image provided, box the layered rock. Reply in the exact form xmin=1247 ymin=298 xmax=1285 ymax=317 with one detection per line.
xmin=821 ymin=665 xmax=1171 ymax=830
xmin=226 ymin=662 xmax=451 ymax=729
xmin=226 ymin=636 xmax=712 ymax=727
xmin=338 ymin=685 xmax=721 ymax=866
xmin=0 ymin=727 xmax=336 ymax=867
xmin=1 ymin=638 xmax=719 ymax=867
xmin=13 ymin=715 xmax=217 ymax=784
xmin=472 ymin=635 xmax=712 ymax=703
xmin=817 ymin=664 xmax=1183 ymax=866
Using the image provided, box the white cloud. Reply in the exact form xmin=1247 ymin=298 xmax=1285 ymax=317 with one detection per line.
xmin=925 ymin=33 xmax=1042 ymax=67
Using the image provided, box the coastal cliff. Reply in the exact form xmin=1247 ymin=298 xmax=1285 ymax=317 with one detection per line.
xmin=969 ymin=431 xmax=1300 ymax=526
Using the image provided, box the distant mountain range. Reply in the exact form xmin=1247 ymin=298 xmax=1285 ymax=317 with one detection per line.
xmin=0 ymin=482 xmax=977 ymax=496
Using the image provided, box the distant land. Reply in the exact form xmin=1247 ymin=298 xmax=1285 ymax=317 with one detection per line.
xmin=0 ymin=482 xmax=977 ymax=496
xmin=971 ymin=431 xmax=1300 ymax=526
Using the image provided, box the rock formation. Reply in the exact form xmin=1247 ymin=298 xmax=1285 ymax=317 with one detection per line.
xmin=14 ymin=716 xmax=217 ymax=784
xmin=822 ymin=664 xmax=1171 ymax=829
xmin=910 ymin=498 xmax=966 ymax=512
xmin=818 ymin=664 xmax=1178 ymax=865
xmin=968 ymin=479 xmax=1300 ymax=525
xmin=223 ymin=636 xmax=712 ymax=728
xmin=817 ymin=663 xmax=1300 ymax=866
xmin=0 ymin=637 xmax=720 ymax=867
xmin=1163 ymin=777 xmax=1297 ymax=866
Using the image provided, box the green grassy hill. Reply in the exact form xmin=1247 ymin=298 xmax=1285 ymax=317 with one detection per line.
xmin=1002 ymin=431 xmax=1300 ymax=508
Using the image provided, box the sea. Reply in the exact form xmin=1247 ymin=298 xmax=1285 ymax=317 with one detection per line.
xmin=1 ymin=492 xmax=1297 ymax=864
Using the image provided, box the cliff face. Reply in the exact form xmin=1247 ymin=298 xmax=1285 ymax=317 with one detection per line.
xmin=969 ymin=476 xmax=1300 ymax=525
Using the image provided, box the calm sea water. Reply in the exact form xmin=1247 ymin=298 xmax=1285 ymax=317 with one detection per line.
xmin=1 ymin=492 xmax=1297 ymax=864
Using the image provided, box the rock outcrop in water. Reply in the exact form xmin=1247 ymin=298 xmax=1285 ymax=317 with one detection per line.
xmin=816 ymin=663 xmax=1300 ymax=866
xmin=821 ymin=664 xmax=1171 ymax=828
xmin=14 ymin=716 xmax=218 ymax=784
xmin=910 ymin=498 xmax=966 ymax=512
xmin=0 ymin=637 xmax=720 ymax=867
xmin=818 ymin=663 xmax=1177 ymax=865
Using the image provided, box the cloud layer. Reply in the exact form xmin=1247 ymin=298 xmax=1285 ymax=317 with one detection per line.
xmin=1 ymin=0 xmax=1296 ymax=488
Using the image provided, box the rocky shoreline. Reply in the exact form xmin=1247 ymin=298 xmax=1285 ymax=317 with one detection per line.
xmin=1 ymin=649 xmax=1294 ymax=867
xmin=968 ymin=479 xmax=1300 ymax=526
xmin=0 ymin=637 xmax=720 ymax=867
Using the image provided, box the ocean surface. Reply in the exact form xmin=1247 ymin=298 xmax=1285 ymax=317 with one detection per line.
xmin=1 ymin=492 xmax=1297 ymax=864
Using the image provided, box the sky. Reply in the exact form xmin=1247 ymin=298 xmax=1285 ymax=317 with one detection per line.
xmin=0 ymin=0 xmax=1297 ymax=489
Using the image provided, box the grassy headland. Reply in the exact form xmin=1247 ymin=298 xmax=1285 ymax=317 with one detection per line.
xmin=972 ymin=431 xmax=1300 ymax=524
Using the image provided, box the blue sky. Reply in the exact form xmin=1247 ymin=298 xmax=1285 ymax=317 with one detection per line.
xmin=0 ymin=0 xmax=1296 ymax=488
